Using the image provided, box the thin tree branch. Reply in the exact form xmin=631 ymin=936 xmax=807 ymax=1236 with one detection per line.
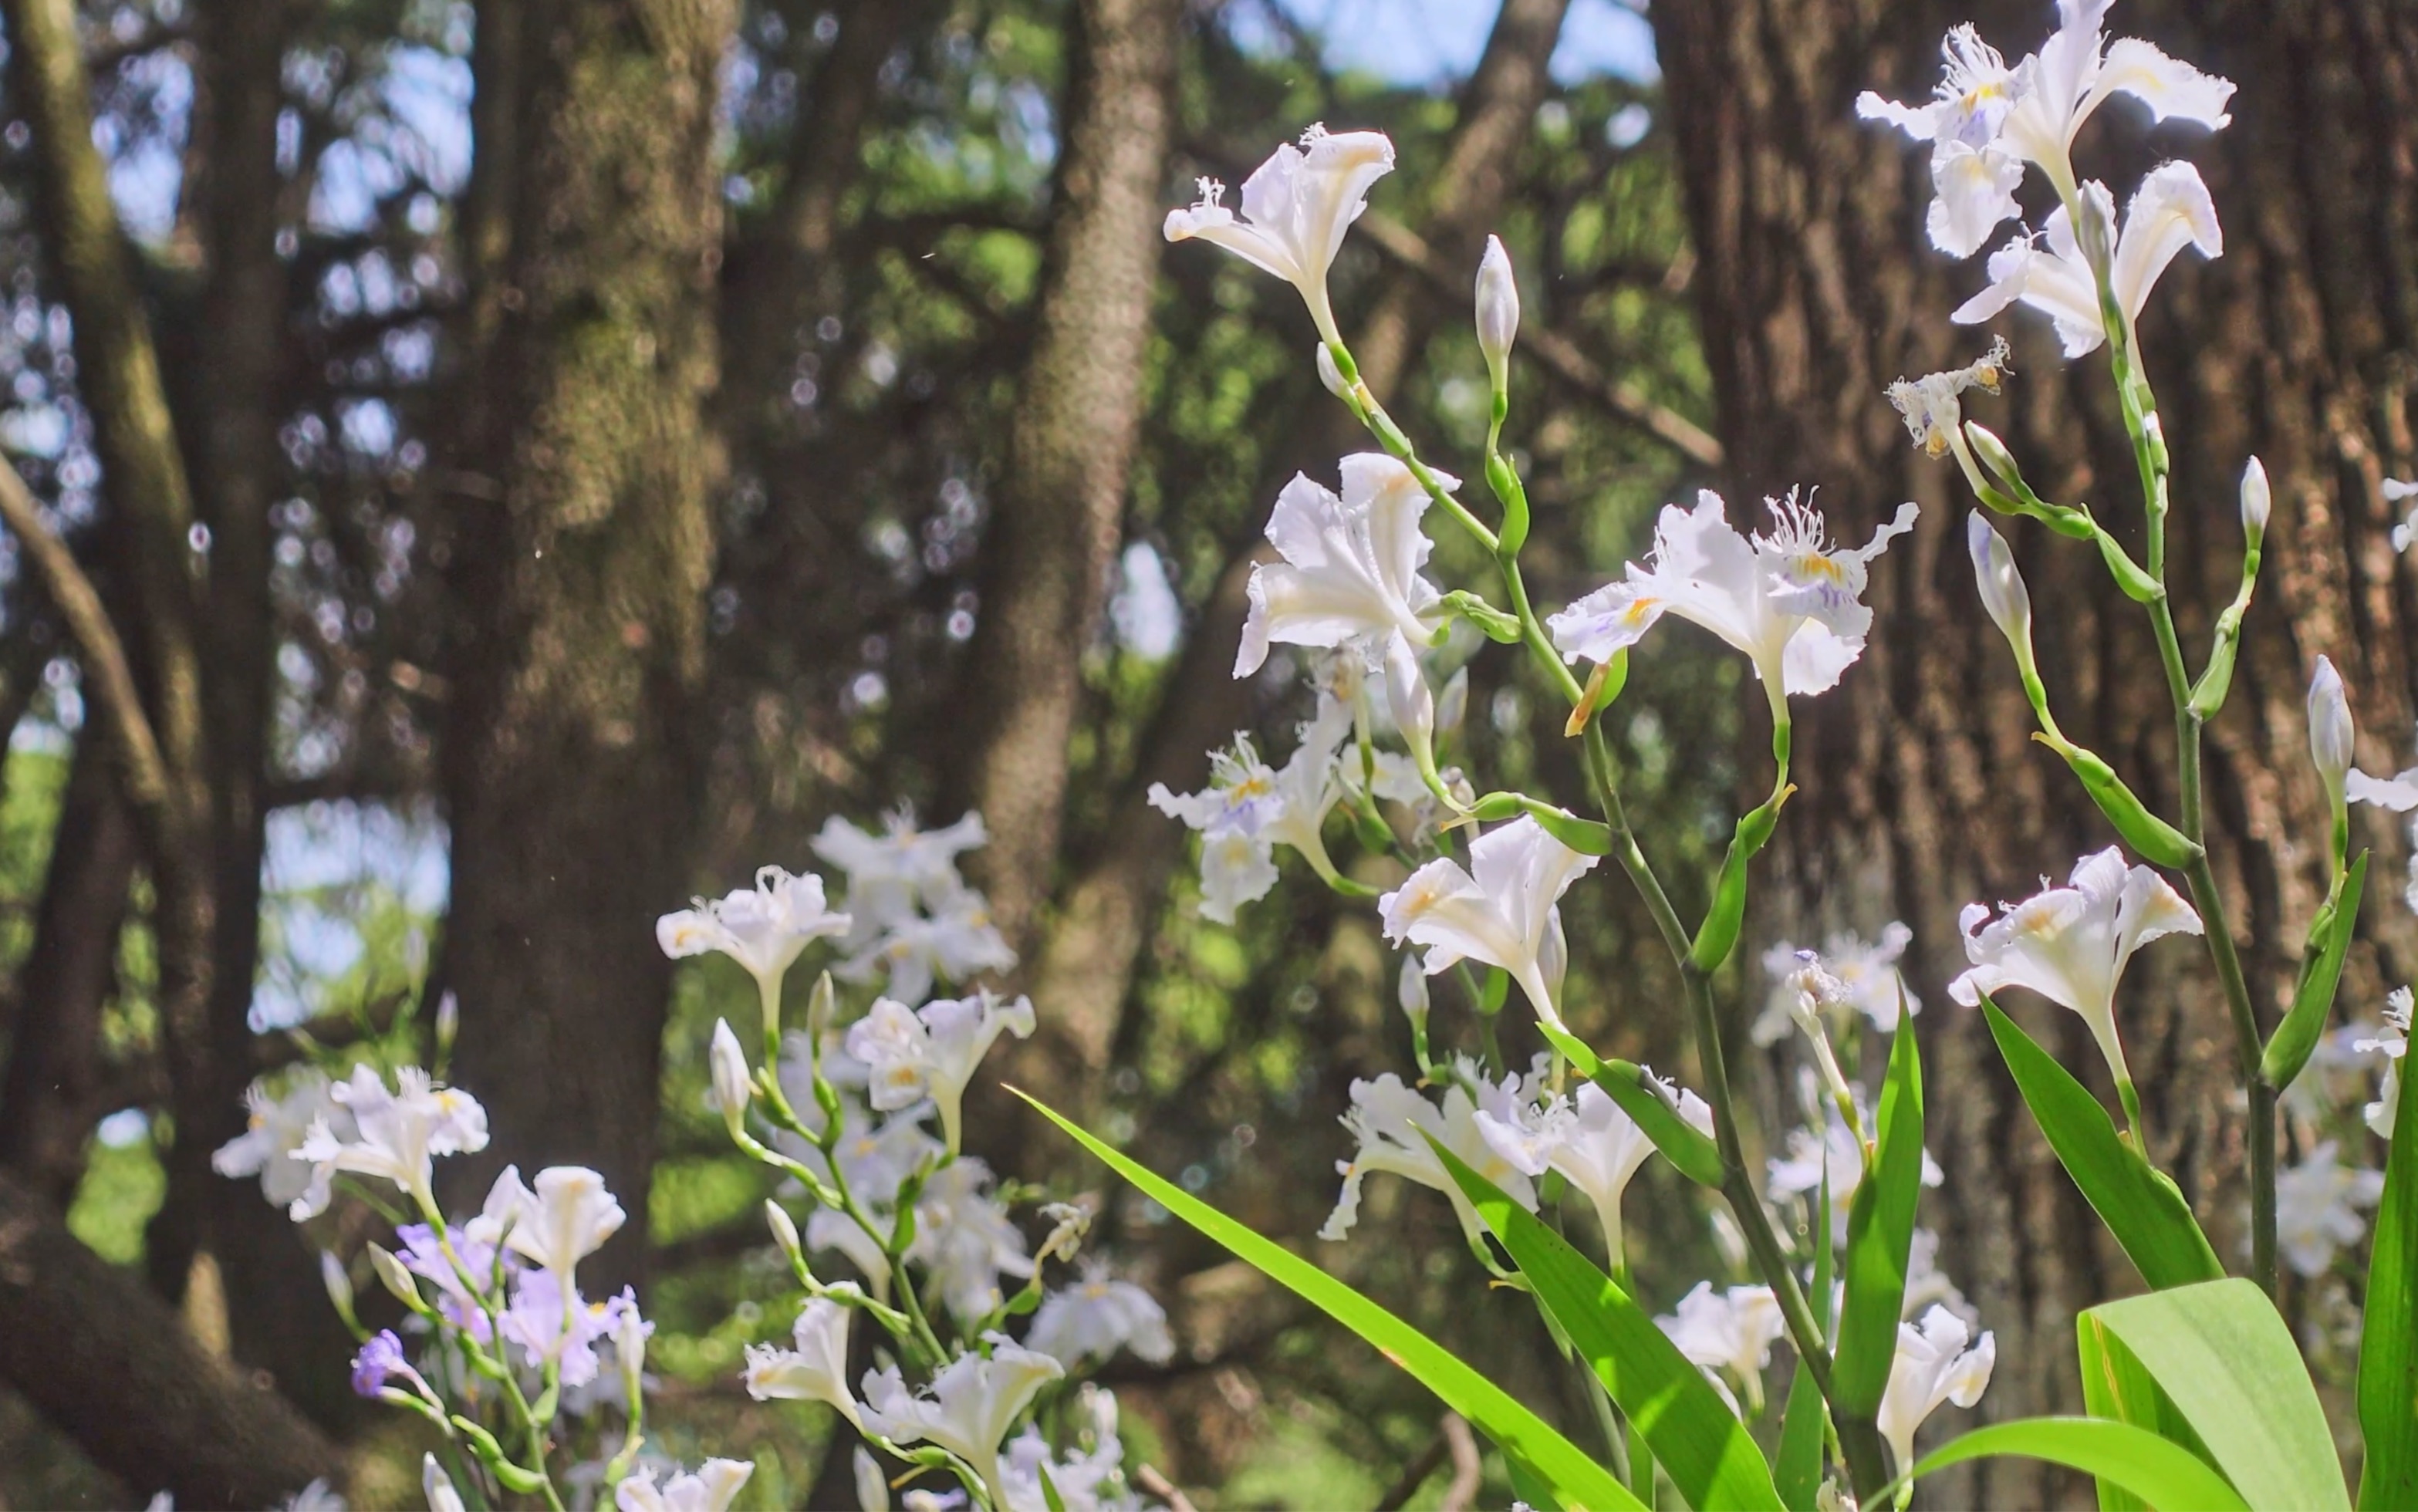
xmin=0 ymin=456 xmax=172 ymax=816
xmin=0 ymin=1168 xmax=343 ymax=1504
xmin=1349 ymin=205 xmax=1725 ymax=467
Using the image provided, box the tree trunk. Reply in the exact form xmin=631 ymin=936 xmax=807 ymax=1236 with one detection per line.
xmin=0 ymin=0 xmax=221 ymax=1312
xmin=181 ymin=0 xmax=368 ymax=1425
xmin=1011 ymin=0 xmax=1575 ymax=1127
xmin=944 ymin=0 xmax=1180 ymax=954
xmin=0 ymin=732 xmax=137 ymax=1207
xmin=436 ymin=0 xmax=736 ymax=1288
xmin=1652 ymin=0 xmax=2418 ymax=1502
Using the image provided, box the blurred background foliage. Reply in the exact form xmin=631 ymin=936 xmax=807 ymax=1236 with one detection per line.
xmin=0 ymin=0 xmax=1771 ymax=1503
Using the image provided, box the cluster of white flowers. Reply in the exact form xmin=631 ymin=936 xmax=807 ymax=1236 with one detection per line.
xmin=213 ymin=806 xmax=1170 ymax=1511
xmin=1157 ymin=108 xmax=2006 ymax=1496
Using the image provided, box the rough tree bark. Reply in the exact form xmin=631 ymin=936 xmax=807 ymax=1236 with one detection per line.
xmin=437 ymin=0 xmax=738 ymax=1286
xmin=174 ymin=0 xmax=366 ymax=1423
xmin=944 ymin=0 xmax=1181 ymax=955
xmin=1651 ymin=0 xmax=2417 ymax=1502
xmin=1008 ymin=0 xmax=1575 ymax=1125
xmin=0 ymin=1169 xmax=341 ymax=1505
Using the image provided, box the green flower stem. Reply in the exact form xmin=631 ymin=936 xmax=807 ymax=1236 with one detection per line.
xmin=2095 ymin=275 xmax=2279 ymax=1294
xmin=420 ymin=1206 xmax=566 ymax=1512
xmin=739 ymin=1063 xmax=951 ymax=1365
xmin=1326 ymin=343 xmax=1499 ymax=552
xmin=1333 ymin=334 xmax=1890 ymax=1490
xmin=1579 ymin=718 xmax=1889 ymax=1497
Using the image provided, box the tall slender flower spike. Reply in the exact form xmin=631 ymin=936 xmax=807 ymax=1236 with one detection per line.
xmin=1948 ymin=847 xmax=2202 ymax=1117
xmin=1876 ymin=1306 xmax=1996 ymax=1475
xmin=658 ymin=866 xmax=851 ymax=1038
xmin=743 ymin=1296 xmax=862 ymax=1427
xmin=1380 ymin=817 xmax=1601 ymax=1029
xmin=1234 ymin=453 xmax=1450 ymax=679
xmin=845 ymin=991 xmax=1036 ymax=1154
xmin=1953 ymin=164 xmax=2222 ymax=358
xmin=1163 ymin=126 xmax=1396 ymax=350
xmin=858 ymin=1337 xmax=1067 ymax=1505
xmin=1548 ymin=490 xmax=1917 ymax=730
xmin=1858 ymin=0 xmax=2234 ymax=257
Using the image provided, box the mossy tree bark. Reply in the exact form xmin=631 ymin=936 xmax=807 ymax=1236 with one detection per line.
xmin=437 ymin=0 xmax=738 ymax=1288
xmin=1651 ymin=0 xmax=2418 ymax=1500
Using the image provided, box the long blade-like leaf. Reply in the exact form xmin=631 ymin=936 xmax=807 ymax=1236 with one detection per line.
xmin=2359 ymin=1045 xmax=2418 ymax=1510
xmin=2262 ymin=851 xmax=2369 ymax=1091
xmin=1015 ymin=1090 xmax=1637 ymax=1511
xmin=2084 ymin=1279 xmax=2349 ymax=1511
xmin=1429 ymin=1136 xmax=1785 ymax=1512
xmin=2077 ymin=1312 xmax=2218 ymax=1512
xmin=1900 ymin=1418 xmax=2247 ymax=1511
xmin=1981 ymin=997 xmax=2223 ymax=1289
xmin=1539 ymin=1023 xmax=1726 ymax=1189
xmin=1832 ymin=1014 xmax=1922 ymax=1416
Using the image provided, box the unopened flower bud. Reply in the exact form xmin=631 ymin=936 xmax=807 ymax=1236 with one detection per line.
xmin=1315 ymin=343 xmax=1349 ymax=400
xmin=1396 ymin=954 xmax=1430 ymax=1033
xmin=853 ymin=1447 xmax=890 ymax=1512
xmin=319 ymin=1250 xmax=357 ymax=1327
xmin=805 ymin=970 xmax=837 ymax=1042
xmin=424 ymin=1454 xmax=468 ymax=1512
xmin=764 ymin=1198 xmax=802 ymax=1266
xmin=1435 ymin=664 xmax=1468 ymax=739
xmin=710 ymin=1018 xmax=752 ymax=1141
xmin=1475 ymin=235 xmax=1519 ymax=391
xmin=1966 ymin=512 xmax=2034 ymax=663
xmin=366 ymin=1242 xmax=420 ymax=1311
xmin=2308 ymin=655 xmax=2353 ymax=806
xmin=2239 ymin=456 xmax=2270 ymax=543
xmin=1384 ymin=636 xmax=1440 ymax=789
xmin=1961 ymin=422 xmax=2030 ymax=499
xmin=433 ymin=991 xmax=458 ymax=1058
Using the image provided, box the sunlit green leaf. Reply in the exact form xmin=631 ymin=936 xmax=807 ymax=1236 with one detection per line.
xmin=1981 ymin=996 xmax=2222 ymax=1289
xmin=1900 ymin=1418 xmax=2247 ymax=1511
xmin=1016 ymin=1090 xmax=1638 ymax=1511
xmin=1429 ymin=1135 xmax=1784 ymax=1512
xmin=1832 ymin=1014 xmax=1921 ymax=1418
xmin=2082 ymin=1279 xmax=2347 ymax=1511
xmin=2359 ymin=1048 xmax=2418 ymax=1510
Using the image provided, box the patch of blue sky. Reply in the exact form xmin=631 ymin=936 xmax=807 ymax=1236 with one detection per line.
xmin=252 ymin=798 xmax=449 ymax=1031
xmin=1247 ymin=0 xmax=1656 ymax=89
